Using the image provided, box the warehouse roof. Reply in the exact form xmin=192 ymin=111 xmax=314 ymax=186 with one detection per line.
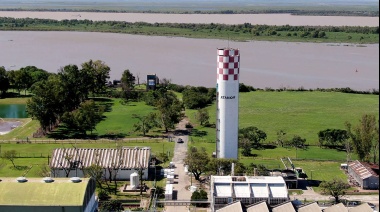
xmin=297 ymin=202 xmax=321 ymax=212
xmin=246 ymin=201 xmax=269 ymax=212
xmin=217 ymin=201 xmax=375 ymax=212
xmin=0 ymin=177 xmax=93 ymax=206
xmin=50 ymin=147 xmax=151 ymax=169
xmin=323 ymin=203 xmax=348 ymax=212
xmin=272 ymin=201 xmax=296 ymax=212
xmin=348 ymin=203 xmax=374 ymax=212
xmin=216 ymin=201 xmax=244 ymax=212
xmin=212 ymin=176 xmax=288 ymax=198
xmin=348 ymin=160 xmax=378 ymax=180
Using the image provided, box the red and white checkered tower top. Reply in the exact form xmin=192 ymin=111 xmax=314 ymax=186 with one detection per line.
xmin=217 ymin=48 xmax=240 ymax=81
xmin=216 ymin=48 xmax=240 ymax=159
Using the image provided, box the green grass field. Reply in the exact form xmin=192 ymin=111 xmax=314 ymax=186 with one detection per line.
xmin=1 ymin=91 xmax=378 ymax=183
xmin=187 ymin=91 xmax=379 ymax=146
xmin=94 ymin=99 xmax=159 ymax=137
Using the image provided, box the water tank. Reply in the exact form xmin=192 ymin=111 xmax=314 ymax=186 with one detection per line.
xmin=130 ymin=172 xmax=140 ymax=189
xmin=16 ymin=177 xmax=27 ymax=183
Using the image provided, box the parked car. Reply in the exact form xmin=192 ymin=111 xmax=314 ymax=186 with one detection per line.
xmin=367 ymin=202 xmax=376 ymax=210
xmin=177 ymin=138 xmax=184 ymax=143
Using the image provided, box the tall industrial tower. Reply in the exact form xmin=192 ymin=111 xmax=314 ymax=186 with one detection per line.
xmin=216 ymin=48 xmax=240 ymax=159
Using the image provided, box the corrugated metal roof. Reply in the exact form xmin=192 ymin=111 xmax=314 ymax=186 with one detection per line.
xmin=216 ymin=201 xmax=243 ymax=212
xmin=298 ymin=202 xmax=321 ymax=212
xmin=323 ymin=203 xmax=348 ymax=212
xmin=50 ymin=147 xmax=151 ymax=169
xmin=348 ymin=160 xmax=377 ymax=179
xmin=272 ymin=202 xmax=296 ymax=212
xmin=246 ymin=201 xmax=269 ymax=212
xmin=348 ymin=203 xmax=374 ymax=212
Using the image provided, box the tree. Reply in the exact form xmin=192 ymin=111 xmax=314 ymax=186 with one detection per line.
xmin=0 ymin=66 xmax=10 ymax=98
xmin=345 ymin=114 xmax=378 ymax=162
xmin=121 ymin=69 xmax=136 ymax=101
xmin=156 ymin=91 xmax=184 ymax=133
xmin=81 ymin=59 xmax=111 ymax=94
xmin=61 ymin=100 xmax=105 ymax=135
xmin=120 ymin=69 xmax=135 ymax=91
xmin=238 ymin=126 xmax=267 ymax=149
xmin=99 ymin=200 xmax=123 ymax=212
xmin=58 ymin=64 xmax=88 ymax=111
xmin=320 ymin=178 xmax=350 ymax=204
xmin=2 ymin=150 xmax=17 ymax=168
xmin=196 ymin=108 xmax=209 ymax=126
xmin=132 ymin=113 xmax=159 ymax=136
xmin=182 ymin=87 xmax=209 ymax=109
xmin=27 ymin=75 xmax=65 ymax=133
xmin=20 ymin=66 xmax=49 ymax=89
xmin=14 ymin=68 xmax=33 ymax=95
xmin=276 ymin=130 xmax=287 ymax=147
xmin=184 ymin=147 xmax=210 ymax=181
xmin=288 ymin=135 xmax=306 ymax=149
xmin=84 ymin=164 xmax=104 ymax=189
xmin=191 ymin=189 xmax=208 ymax=207
xmin=318 ymin=129 xmax=349 ymax=148
xmin=207 ymin=158 xmax=239 ymax=175
xmin=238 ymin=138 xmax=252 ymax=156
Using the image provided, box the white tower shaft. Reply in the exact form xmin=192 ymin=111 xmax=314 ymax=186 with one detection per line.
xmin=216 ymin=48 xmax=240 ymax=159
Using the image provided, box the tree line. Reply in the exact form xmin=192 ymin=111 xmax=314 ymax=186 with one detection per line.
xmin=0 ymin=17 xmax=378 ymax=36
xmin=0 ymin=8 xmax=377 ymax=17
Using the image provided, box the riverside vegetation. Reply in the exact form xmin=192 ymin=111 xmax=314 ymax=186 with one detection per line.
xmin=0 ymin=17 xmax=378 ymax=43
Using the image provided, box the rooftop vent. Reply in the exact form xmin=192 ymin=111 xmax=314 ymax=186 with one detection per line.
xmin=42 ymin=177 xmax=54 ymax=183
xmin=70 ymin=177 xmax=82 ymax=183
xmin=16 ymin=177 xmax=27 ymax=183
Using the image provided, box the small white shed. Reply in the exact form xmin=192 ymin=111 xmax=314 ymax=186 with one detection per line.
xmin=165 ymin=184 xmax=173 ymax=200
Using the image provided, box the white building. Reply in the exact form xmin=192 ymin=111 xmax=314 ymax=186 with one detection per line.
xmin=216 ymin=48 xmax=240 ymax=159
xmin=210 ymin=176 xmax=289 ymax=211
xmin=50 ymin=147 xmax=151 ymax=180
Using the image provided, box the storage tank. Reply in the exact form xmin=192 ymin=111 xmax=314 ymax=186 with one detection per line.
xmin=130 ymin=172 xmax=139 ymax=189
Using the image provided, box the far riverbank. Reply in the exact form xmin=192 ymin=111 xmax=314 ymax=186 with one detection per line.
xmin=0 ymin=11 xmax=378 ymax=26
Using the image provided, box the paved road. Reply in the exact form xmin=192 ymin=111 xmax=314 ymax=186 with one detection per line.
xmin=164 ymin=119 xmax=195 ymax=212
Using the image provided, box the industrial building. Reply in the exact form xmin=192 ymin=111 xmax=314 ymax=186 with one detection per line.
xmin=216 ymin=201 xmax=375 ymax=212
xmin=146 ymin=74 xmax=159 ymax=90
xmin=216 ymin=48 xmax=240 ymax=159
xmin=0 ymin=177 xmax=97 ymax=212
xmin=210 ymin=176 xmax=289 ymax=211
xmin=50 ymin=147 xmax=151 ymax=180
xmin=347 ymin=160 xmax=379 ymax=190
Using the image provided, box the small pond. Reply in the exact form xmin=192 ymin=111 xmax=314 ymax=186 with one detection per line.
xmin=0 ymin=104 xmax=28 ymax=118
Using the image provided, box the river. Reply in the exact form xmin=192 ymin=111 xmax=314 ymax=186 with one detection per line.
xmin=1 ymin=31 xmax=378 ymax=91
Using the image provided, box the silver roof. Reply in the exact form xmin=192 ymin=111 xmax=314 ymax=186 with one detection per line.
xmin=50 ymin=147 xmax=151 ymax=169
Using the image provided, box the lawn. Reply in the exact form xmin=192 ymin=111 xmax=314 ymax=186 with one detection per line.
xmin=94 ymin=98 xmax=159 ymax=137
xmin=186 ymin=91 xmax=379 ymax=146
xmin=0 ymin=140 xmax=174 ymax=159
xmin=0 ymin=91 xmax=378 ymax=184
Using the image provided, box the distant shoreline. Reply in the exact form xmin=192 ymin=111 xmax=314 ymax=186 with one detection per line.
xmin=0 ymin=11 xmax=378 ymax=26
xmin=0 ymin=0 xmax=378 ymax=17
